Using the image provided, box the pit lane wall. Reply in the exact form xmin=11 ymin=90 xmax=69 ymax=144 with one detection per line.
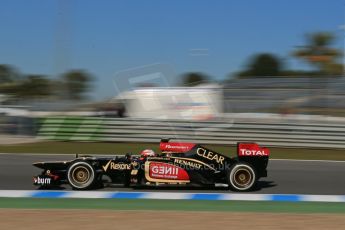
xmin=36 ymin=115 xmax=345 ymax=149
xmin=1 ymin=190 xmax=345 ymax=202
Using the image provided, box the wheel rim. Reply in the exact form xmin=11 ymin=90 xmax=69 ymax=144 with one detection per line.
xmin=233 ymin=168 xmax=252 ymax=188
xmin=68 ymin=162 xmax=95 ymax=189
xmin=229 ymin=164 xmax=255 ymax=191
xmin=72 ymin=166 xmax=90 ymax=183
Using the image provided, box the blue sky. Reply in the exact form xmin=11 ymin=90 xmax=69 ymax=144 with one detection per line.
xmin=0 ymin=0 xmax=344 ymax=100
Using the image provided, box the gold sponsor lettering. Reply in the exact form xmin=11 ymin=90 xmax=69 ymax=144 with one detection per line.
xmin=196 ymin=148 xmax=225 ymax=164
xmin=131 ymin=169 xmax=138 ymax=175
xmin=174 ymin=159 xmax=202 ymax=169
xmin=102 ymin=160 xmax=131 ymax=171
xmin=110 ymin=162 xmax=131 ymax=170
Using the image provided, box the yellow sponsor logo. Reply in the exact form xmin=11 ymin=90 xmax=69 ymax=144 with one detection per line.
xmin=174 ymin=159 xmax=202 ymax=169
xmin=196 ymin=148 xmax=225 ymax=164
xmin=131 ymin=169 xmax=138 ymax=175
xmin=102 ymin=160 xmax=131 ymax=171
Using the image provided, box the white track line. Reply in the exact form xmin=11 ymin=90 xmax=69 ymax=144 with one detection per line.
xmin=270 ymin=159 xmax=345 ymax=163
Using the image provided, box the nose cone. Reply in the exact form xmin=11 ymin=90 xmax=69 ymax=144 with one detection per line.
xmin=32 ymin=162 xmax=45 ymax=169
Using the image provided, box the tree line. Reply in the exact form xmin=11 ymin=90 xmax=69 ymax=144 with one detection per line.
xmin=1 ymin=31 xmax=343 ymax=100
xmin=182 ymin=31 xmax=343 ymax=85
xmin=0 ymin=66 xmax=92 ymax=102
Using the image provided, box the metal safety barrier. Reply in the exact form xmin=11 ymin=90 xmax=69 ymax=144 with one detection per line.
xmin=37 ymin=116 xmax=345 ymax=149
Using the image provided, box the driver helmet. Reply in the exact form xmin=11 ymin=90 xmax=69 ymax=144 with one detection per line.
xmin=140 ymin=149 xmax=156 ymax=157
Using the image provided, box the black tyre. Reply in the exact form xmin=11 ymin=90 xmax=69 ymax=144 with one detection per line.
xmin=227 ymin=162 xmax=257 ymax=191
xmin=67 ymin=161 xmax=96 ymax=190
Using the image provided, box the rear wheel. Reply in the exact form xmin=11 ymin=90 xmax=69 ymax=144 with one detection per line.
xmin=67 ymin=161 xmax=96 ymax=190
xmin=228 ymin=163 xmax=256 ymax=191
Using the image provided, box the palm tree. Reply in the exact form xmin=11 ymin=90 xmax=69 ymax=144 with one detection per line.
xmin=293 ymin=32 xmax=342 ymax=75
xmin=17 ymin=75 xmax=51 ymax=99
xmin=0 ymin=64 xmax=20 ymax=96
xmin=181 ymin=72 xmax=209 ymax=86
xmin=62 ymin=70 xmax=92 ymax=100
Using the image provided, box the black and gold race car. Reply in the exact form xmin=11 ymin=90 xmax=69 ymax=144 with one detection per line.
xmin=33 ymin=139 xmax=270 ymax=191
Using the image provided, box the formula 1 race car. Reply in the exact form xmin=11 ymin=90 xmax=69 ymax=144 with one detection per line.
xmin=33 ymin=139 xmax=270 ymax=191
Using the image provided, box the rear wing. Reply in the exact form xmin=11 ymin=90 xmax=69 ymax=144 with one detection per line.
xmin=237 ymin=143 xmax=269 ymax=177
xmin=237 ymin=143 xmax=269 ymax=157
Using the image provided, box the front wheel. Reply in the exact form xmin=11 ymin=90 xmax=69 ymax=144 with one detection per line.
xmin=67 ymin=161 xmax=96 ymax=190
xmin=227 ymin=163 xmax=257 ymax=191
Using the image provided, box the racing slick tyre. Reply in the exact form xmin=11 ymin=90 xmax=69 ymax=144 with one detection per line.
xmin=227 ymin=162 xmax=257 ymax=191
xmin=67 ymin=161 xmax=96 ymax=190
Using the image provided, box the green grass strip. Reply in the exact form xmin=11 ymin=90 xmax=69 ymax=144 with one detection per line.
xmin=0 ymin=198 xmax=345 ymax=213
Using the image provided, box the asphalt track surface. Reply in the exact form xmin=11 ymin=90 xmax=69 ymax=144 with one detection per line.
xmin=0 ymin=154 xmax=344 ymax=195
